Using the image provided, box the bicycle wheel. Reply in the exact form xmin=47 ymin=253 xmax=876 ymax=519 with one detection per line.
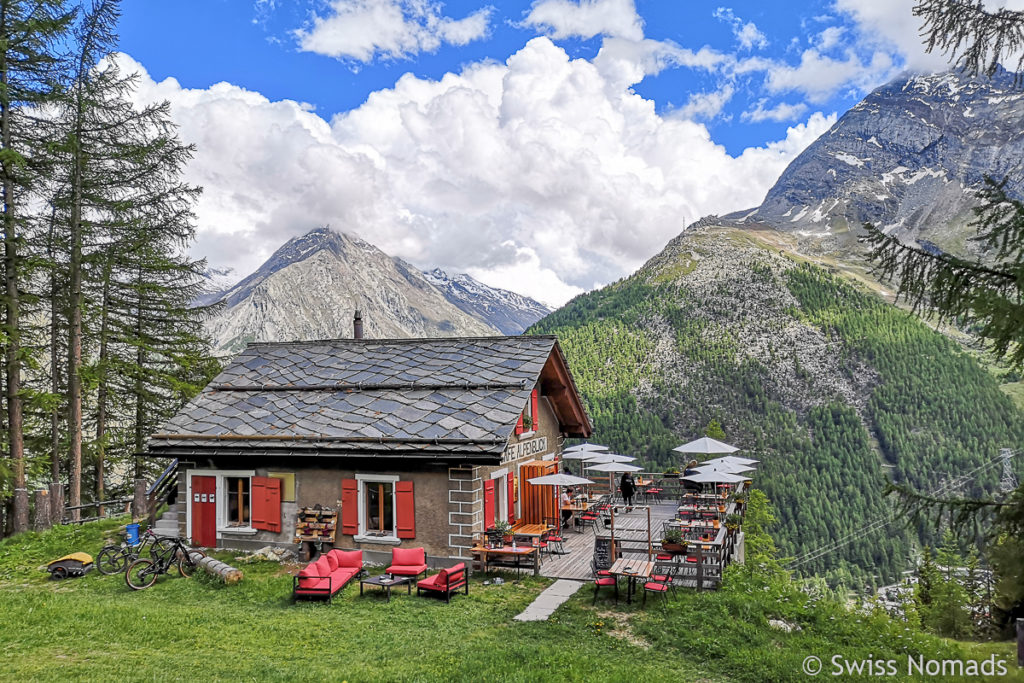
xmin=149 ymin=536 xmax=177 ymax=560
xmin=178 ymin=550 xmax=206 ymax=577
xmin=96 ymin=546 xmax=128 ymax=575
xmin=125 ymin=558 xmax=159 ymax=590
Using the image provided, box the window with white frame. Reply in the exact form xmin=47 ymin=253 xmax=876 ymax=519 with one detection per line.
xmin=225 ymin=476 xmax=251 ymax=527
xmin=356 ymin=473 xmax=398 ymax=539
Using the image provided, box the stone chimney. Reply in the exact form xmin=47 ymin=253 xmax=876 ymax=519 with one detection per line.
xmin=353 ymin=310 xmax=364 ymax=339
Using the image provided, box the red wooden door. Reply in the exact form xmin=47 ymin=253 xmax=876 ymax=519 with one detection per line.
xmin=191 ymin=476 xmax=217 ymax=547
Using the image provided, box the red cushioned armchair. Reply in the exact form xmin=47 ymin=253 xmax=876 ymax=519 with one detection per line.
xmin=416 ymin=563 xmax=468 ymax=603
xmin=386 ymin=547 xmax=429 ymax=578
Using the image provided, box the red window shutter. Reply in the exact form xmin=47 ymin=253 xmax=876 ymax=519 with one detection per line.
xmin=507 ymin=475 xmax=515 ymax=524
xmin=396 ymin=481 xmax=415 ymax=539
xmin=341 ymin=479 xmax=359 ymax=535
xmin=251 ymin=476 xmax=282 ymax=532
xmin=530 ymin=389 xmax=539 ymax=431
xmin=483 ymin=479 xmax=495 ymax=529
xmin=515 ymin=413 xmax=524 ymax=435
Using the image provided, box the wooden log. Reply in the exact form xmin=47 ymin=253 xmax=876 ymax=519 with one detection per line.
xmin=49 ymin=483 xmax=64 ymax=526
xmin=197 ymin=555 xmax=243 ymax=584
xmin=32 ymin=489 xmax=51 ymax=531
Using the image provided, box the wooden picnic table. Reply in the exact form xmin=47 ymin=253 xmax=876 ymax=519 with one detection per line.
xmin=510 ymin=523 xmax=550 ymax=539
xmin=608 ymin=558 xmax=654 ymax=604
xmin=471 ymin=544 xmax=541 ymax=577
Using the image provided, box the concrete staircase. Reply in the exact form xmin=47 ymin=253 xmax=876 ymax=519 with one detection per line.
xmin=151 ymin=502 xmax=183 ymax=537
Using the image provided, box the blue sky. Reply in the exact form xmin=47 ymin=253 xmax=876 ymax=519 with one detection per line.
xmin=116 ymin=0 xmax=955 ymax=304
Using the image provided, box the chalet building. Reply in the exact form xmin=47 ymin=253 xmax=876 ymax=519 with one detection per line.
xmin=145 ymin=332 xmax=591 ymax=566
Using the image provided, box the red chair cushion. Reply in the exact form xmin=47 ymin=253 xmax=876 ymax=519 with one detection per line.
xmin=644 ymin=582 xmax=668 ymax=592
xmin=391 ymin=547 xmax=425 ymax=566
xmin=594 ymin=577 xmax=617 ymax=586
xmin=313 ymin=557 xmax=330 ymax=576
xmin=333 ymin=549 xmax=363 ymax=569
xmin=417 ymin=572 xmax=444 ymax=590
xmin=324 ymin=552 xmax=339 ymax=572
xmin=297 ymin=566 xmax=318 ymax=589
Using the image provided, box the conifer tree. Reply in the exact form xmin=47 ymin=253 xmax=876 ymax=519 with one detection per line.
xmin=0 ymin=0 xmax=74 ymax=531
xmin=50 ymin=0 xmax=211 ymax=512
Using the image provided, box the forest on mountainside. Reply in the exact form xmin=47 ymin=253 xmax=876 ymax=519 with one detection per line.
xmin=531 ymin=235 xmax=1024 ymax=589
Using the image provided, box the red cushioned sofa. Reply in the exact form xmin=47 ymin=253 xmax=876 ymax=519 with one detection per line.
xmin=416 ymin=562 xmax=468 ymax=603
xmin=385 ymin=547 xmax=429 ymax=579
xmin=292 ymin=549 xmax=363 ymax=603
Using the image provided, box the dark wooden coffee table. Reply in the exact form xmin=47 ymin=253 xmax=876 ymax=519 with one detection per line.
xmin=359 ymin=574 xmax=413 ymax=602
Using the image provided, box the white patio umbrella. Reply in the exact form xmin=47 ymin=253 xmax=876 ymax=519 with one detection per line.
xmin=584 ymin=462 xmax=644 ymax=472
xmin=583 ymin=453 xmax=636 ymax=464
xmin=527 ymin=473 xmax=596 ymax=549
xmin=701 ymin=455 xmax=760 ymax=466
xmin=694 ymin=463 xmax=756 ymax=474
xmin=682 ymin=470 xmax=747 ymax=483
xmin=586 ymin=461 xmax=644 ymax=498
xmin=673 ymin=437 xmax=739 ymax=454
xmin=563 ymin=443 xmax=609 ymax=454
xmin=561 ymin=445 xmax=612 ymax=475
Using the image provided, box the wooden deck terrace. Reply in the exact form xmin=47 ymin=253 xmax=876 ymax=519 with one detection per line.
xmin=538 ymin=499 xmax=744 ymax=590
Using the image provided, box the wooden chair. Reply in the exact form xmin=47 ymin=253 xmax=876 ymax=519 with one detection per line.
xmin=591 ymin=560 xmax=618 ymax=605
xmin=542 ymin=518 xmax=565 ymax=555
xmin=642 ymin=579 xmax=670 ymax=607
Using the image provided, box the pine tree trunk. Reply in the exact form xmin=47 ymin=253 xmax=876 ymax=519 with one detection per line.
xmin=0 ymin=8 xmax=28 ymax=533
xmin=95 ymin=262 xmax=111 ymax=515
xmin=134 ymin=281 xmax=145 ymax=479
xmin=67 ymin=119 xmax=84 ymax=521
xmin=47 ymin=208 xmax=62 ymax=484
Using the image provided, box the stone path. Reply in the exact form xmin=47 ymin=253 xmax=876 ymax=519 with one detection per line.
xmin=513 ymin=579 xmax=585 ymax=621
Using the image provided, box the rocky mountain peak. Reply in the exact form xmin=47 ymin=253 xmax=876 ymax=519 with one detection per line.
xmin=734 ymin=68 xmax=1024 ymax=258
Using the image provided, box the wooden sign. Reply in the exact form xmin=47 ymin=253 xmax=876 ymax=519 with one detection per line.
xmin=502 ymin=436 xmax=548 ymax=463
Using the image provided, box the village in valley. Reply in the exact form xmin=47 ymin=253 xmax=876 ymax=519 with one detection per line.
xmin=1 ymin=0 xmax=1024 ymax=681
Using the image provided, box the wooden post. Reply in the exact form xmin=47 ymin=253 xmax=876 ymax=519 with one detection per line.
xmin=48 ymin=482 xmax=64 ymax=526
xmin=132 ymin=479 xmax=148 ymax=521
xmin=1017 ymin=618 xmax=1023 ymax=668
xmin=32 ymin=489 xmax=51 ymax=531
xmin=610 ymin=506 xmax=616 ymax=559
xmin=646 ymin=506 xmax=652 ymax=561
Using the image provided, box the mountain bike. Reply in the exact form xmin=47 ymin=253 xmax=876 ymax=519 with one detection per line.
xmin=124 ymin=537 xmax=206 ymax=590
xmin=96 ymin=528 xmax=175 ymax=575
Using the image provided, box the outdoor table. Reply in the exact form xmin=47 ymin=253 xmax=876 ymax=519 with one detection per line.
xmin=510 ymin=523 xmax=549 ymax=540
xmin=608 ymin=558 xmax=654 ymax=604
xmin=471 ymin=544 xmax=541 ymax=577
xmin=561 ymin=503 xmax=590 ymax=533
xmin=360 ymin=574 xmax=414 ymax=602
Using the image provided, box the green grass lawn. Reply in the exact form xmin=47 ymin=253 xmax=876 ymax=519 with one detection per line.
xmin=1 ymin=517 xmax=1020 ymax=682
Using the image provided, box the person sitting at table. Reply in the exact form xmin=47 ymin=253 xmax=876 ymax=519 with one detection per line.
xmin=560 ymin=487 xmax=574 ymax=529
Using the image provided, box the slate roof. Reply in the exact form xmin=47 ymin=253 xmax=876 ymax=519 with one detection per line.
xmin=147 ymin=336 xmax=564 ymax=462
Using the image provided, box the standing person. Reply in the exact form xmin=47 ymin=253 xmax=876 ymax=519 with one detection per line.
xmin=560 ymin=487 xmax=574 ymax=530
xmin=620 ymin=472 xmax=636 ymax=507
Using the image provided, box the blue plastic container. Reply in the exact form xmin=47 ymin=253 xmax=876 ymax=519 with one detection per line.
xmin=125 ymin=523 xmax=140 ymax=546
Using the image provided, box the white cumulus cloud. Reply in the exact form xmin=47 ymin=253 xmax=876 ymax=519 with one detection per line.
xmin=713 ymin=7 xmax=768 ymax=51
xmin=523 ymin=0 xmax=644 ymax=40
xmin=294 ymin=0 xmax=492 ymax=62
xmin=675 ymin=85 xmax=735 ymax=121
xmin=741 ymin=99 xmax=809 ymax=123
xmin=118 ymin=39 xmax=834 ymax=307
